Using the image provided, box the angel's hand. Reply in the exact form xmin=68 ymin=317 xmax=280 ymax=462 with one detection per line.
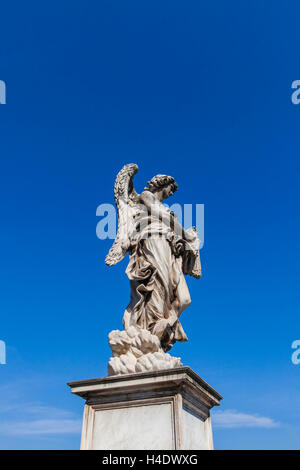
xmin=184 ymin=228 xmax=197 ymax=243
xmin=121 ymin=239 xmax=131 ymax=251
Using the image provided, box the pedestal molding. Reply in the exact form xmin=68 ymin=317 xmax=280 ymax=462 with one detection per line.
xmin=68 ymin=367 xmax=222 ymax=450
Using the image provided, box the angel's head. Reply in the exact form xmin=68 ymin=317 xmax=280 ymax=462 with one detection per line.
xmin=144 ymin=174 xmax=178 ymax=200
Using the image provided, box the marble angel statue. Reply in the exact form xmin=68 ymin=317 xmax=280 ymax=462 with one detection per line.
xmin=105 ymin=163 xmax=201 ymax=376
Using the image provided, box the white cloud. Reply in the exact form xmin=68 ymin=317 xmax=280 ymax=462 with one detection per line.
xmin=0 ymin=419 xmax=82 ymax=436
xmin=21 ymin=404 xmax=75 ymax=418
xmin=0 ymin=392 xmax=82 ymax=437
xmin=212 ymin=409 xmax=279 ymax=429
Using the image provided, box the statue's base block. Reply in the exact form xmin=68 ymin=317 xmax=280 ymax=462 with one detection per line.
xmin=68 ymin=367 xmax=222 ymax=450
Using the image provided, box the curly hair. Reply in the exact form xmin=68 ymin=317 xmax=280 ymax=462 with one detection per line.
xmin=144 ymin=174 xmax=178 ymax=195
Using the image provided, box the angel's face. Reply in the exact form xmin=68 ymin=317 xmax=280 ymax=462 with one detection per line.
xmin=162 ymin=184 xmax=174 ymax=200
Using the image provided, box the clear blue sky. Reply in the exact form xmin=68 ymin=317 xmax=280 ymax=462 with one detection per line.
xmin=0 ymin=0 xmax=300 ymax=450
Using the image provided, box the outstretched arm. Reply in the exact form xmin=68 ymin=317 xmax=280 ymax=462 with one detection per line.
xmin=139 ymin=191 xmax=196 ymax=242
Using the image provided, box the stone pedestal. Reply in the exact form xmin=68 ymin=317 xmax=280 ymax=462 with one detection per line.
xmin=67 ymin=367 xmax=222 ymax=450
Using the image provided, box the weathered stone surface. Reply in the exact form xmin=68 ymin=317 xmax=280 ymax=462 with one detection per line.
xmin=67 ymin=367 xmax=222 ymax=450
xmin=108 ymin=326 xmax=182 ymax=376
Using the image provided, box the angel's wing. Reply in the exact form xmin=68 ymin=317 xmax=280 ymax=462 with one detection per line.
xmin=105 ymin=163 xmax=139 ymax=266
